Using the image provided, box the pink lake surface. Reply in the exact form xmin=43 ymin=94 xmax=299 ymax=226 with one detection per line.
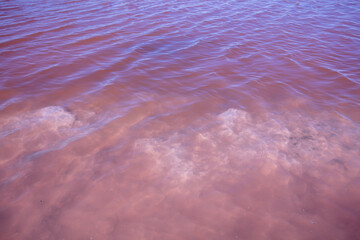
xmin=1 ymin=0 xmax=360 ymax=239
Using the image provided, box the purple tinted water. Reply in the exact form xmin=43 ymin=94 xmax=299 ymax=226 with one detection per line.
xmin=1 ymin=0 xmax=360 ymax=239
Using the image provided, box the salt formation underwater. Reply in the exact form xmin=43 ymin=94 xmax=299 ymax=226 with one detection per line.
xmin=0 ymin=101 xmax=359 ymax=239
xmin=136 ymin=107 xmax=360 ymax=184
xmin=0 ymin=106 xmax=94 ymax=165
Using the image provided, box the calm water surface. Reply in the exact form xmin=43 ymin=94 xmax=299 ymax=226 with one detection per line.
xmin=1 ymin=0 xmax=360 ymax=239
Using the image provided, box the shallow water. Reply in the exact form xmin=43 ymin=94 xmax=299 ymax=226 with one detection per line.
xmin=1 ymin=0 xmax=360 ymax=239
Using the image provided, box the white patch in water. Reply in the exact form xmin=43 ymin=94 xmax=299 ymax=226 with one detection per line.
xmin=218 ymin=108 xmax=250 ymax=126
xmin=35 ymin=106 xmax=75 ymax=130
xmin=135 ymin=137 xmax=194 ymax=182
xmin=217 ymin=108 xmax=250 ymax=136
xmin=0 ymin=106 xmax=85 ymax=164
xmin=134 ymin=108 xmax=360 ymax=183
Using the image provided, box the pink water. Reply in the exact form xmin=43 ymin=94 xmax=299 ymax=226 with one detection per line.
xmin=1 ymin=0 xmax=360 ymax=239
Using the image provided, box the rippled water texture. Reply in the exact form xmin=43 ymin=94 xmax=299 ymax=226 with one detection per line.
xmin=1 ymin=0 xmax=360 ymax=239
